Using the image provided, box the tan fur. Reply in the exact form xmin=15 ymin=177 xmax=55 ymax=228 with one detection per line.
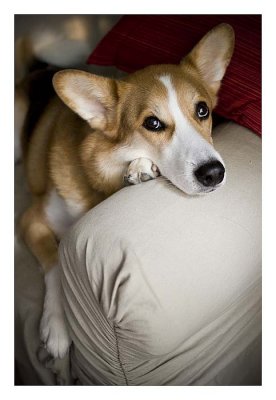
xmin=17 ymin=23 xmax=234 ymax=357
xmin=20 ymin=196 xmax=58 ymax=273
xmin=20 ymin=22 xmax=234 ymax=277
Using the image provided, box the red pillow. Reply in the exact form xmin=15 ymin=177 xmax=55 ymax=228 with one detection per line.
xmin=87 ymin=15 xmax=261 ymax=135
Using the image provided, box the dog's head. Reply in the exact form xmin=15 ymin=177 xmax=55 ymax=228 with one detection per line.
xmin=53 ymin=23 xmax=234 ymax=195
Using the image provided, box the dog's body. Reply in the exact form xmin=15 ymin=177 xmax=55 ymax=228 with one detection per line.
xmin=16 ymin=24 xmax=234 ymax=358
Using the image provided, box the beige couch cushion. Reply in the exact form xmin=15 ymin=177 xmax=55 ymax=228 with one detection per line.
xmin=59 ymin=121 xmax=261 ymax=385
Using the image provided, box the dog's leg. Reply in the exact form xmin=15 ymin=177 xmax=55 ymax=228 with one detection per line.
xmin=124 ymin=158 xmax=160 ymax=185
xmin=20 ymin=199 xmax=71 ymax=358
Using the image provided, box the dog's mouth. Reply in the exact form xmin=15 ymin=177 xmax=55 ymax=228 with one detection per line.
xmin=197 ymin=180 xmax=225 ymax=194
xmin=170 ymin=176 xmax=225 ymax=195
xmin=159 ymin=159 xmax=226 ymax=196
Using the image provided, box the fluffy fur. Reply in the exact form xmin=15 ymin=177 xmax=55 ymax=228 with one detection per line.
xmin=16 ymin=23 xmax=234 ymax=358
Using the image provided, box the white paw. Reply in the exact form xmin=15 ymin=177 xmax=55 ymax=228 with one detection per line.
xmin=124 ymin=158 xmax=160 ymax=185
xmin=40 ymin=265 xmax=71 ymax=359
xmin=40 ymin=310 xmax=71 ymax=359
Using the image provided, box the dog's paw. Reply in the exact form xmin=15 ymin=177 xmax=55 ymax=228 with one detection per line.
xmin=124 ymin=158 xmax=160 ymax=185
xmin=40 ymin=310 xmax=71 ymax=359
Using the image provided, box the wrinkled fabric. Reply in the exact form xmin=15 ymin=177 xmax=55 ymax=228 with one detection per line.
xmin=59 ymin=122 xmax=261 ymax=385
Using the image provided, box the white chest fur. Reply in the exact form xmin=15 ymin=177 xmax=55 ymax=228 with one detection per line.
xmin=45 ymin=189 xmax=85 ymax=238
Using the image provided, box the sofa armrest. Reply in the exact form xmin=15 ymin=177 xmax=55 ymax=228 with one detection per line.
xmin=59 ymin=122 xmax=261 ymax=385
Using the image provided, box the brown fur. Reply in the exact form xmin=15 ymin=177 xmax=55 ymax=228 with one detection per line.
xmin=16 ymin=23 xmax=235 ymax=358
xmin=17 ymin=25 xmax=234 ymax=355
xmin=19 ymin=23 xmax=235 ymax=277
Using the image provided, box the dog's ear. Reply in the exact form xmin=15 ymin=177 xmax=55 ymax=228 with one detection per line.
xmin=182 ymin=23 xmax=235 ymax=96
xmin=53 ymin=70 xmax=125 ymax=130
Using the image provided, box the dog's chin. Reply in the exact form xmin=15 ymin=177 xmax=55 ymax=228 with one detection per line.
xmin=171 ymin=177 xmax=226 ymax=196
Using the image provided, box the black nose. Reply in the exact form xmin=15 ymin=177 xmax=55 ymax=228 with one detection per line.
xmin=194 ymin=161 xmax=225 ymax=187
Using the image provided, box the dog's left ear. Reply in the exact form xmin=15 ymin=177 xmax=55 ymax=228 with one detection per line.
xmin=183 ymin=23 xmax=235 ymax=96
xmin=53 ymin=70 xmax=126 ymax=130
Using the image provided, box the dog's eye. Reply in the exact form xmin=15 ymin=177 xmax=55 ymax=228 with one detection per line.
xmin=196 ymin=102 xmax=209 ymax=120
xmin=143 ymin=116 xmax=166 ymax=132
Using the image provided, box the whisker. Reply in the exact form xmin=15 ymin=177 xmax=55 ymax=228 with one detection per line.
xmin=172 ymin=172 xmax=193 ymax=178
xmin=183 ymin=160 xmax=197 ymax=167
xmin=157 ymin=177 xmax=176 ymax=187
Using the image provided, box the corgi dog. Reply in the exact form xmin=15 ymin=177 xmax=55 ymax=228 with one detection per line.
xmin=17 ymin=23 xmax=234 ymax=358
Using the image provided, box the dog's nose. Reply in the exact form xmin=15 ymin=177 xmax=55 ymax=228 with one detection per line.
xmin=194 ymin=161 xmax=225 ymax=187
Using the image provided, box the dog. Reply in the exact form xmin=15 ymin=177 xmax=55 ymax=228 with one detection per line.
xmin=16 ymin=23 xmax=234 ymax=358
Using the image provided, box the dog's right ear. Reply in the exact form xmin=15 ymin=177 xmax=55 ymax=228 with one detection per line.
xmin=53 ymin=70 xmax=125 ymax=130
